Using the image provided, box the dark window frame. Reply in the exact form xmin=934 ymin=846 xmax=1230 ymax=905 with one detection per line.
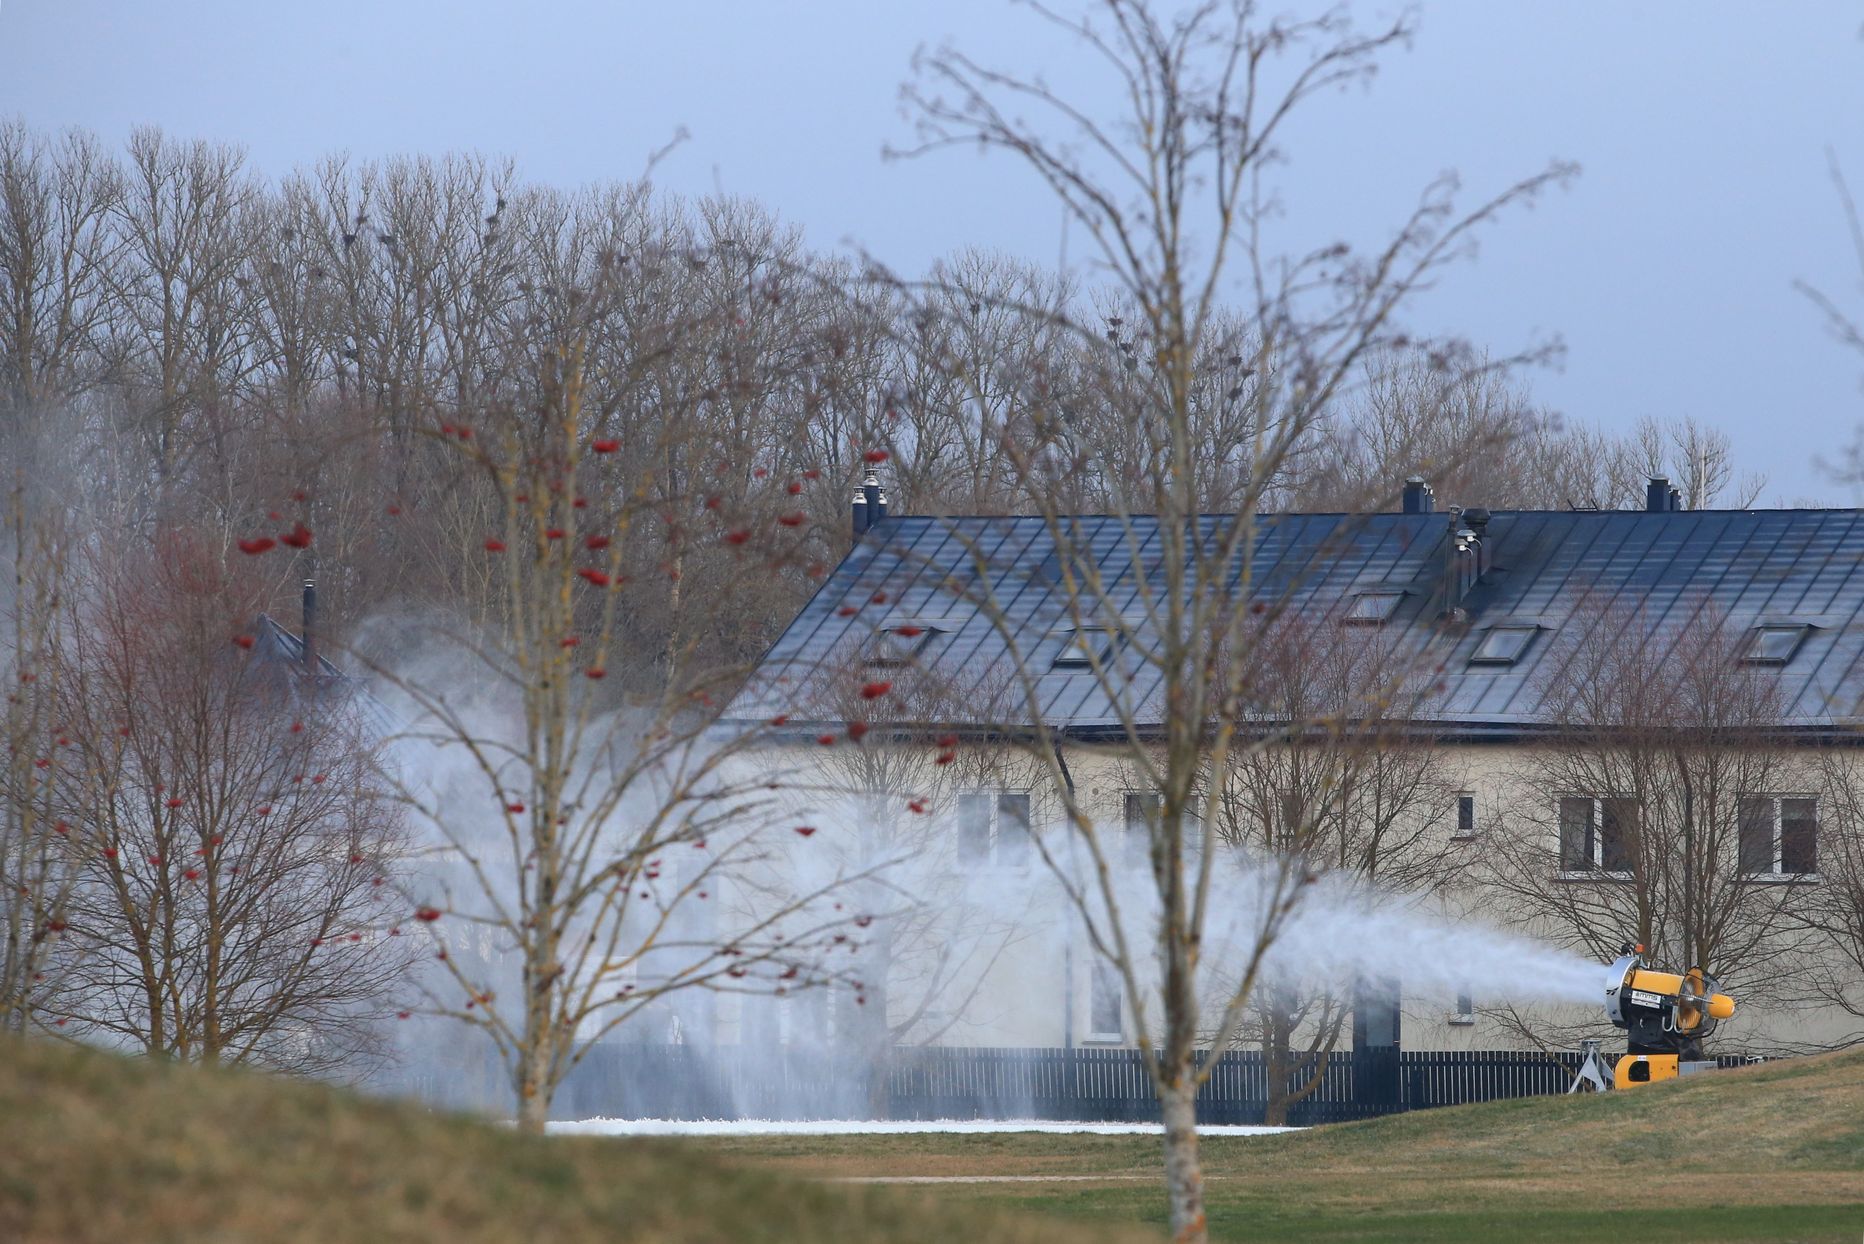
xmin=1344 ymin=591 xmax=1404 ymax=624
xmin=1453 ymin=792 xmax=1477 ymax=840
xmin=1087 ymin=957 xmax=1124 ymax=1042
xmin=1742 ymin=625 xmax=1811 ymax=665
xmin=864 ymin=623 xmax=943 ymax=667
xmin=956 ymin=788 xmax=1035 ymax=870
xmin=1121 ymin=790 xmax=1158 ymax=869
xmin=1737 ymin=794 xmax=1819 ymax=878
xmin=1470 ymin=625 xmax=1540 ymax=666
xmin=1450 ymin=990 xmax=1476 ymax=1026
xmin=1050 ymin=626 xmax=1120 ymax=671
xmin=1557 ymin=795 xmax=1637 ymax=878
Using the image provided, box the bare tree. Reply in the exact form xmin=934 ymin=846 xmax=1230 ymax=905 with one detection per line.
xmin=377 ymin=332 xmax=871 ymax=1133
xmin=0 ymin=479 xmax=80 ymax=1031
xmin=1798 ymin=751 xmax=1864 ymax=1046
xmin=0 ymin=121 xmax=123 ymax=425
xmin=898 ymin=4 xmax=1568 ymax=1237
xmin=46 ymin=535 xmax=414 ymax=1075
xmin=1210 ymin=608 xmax=1459 ymax=1125
xmin=1482 ymin=597 xmax=1819 ymax=1047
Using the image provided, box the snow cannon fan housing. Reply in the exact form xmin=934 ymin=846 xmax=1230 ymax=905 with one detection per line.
xmin=1603 ymin=945 xmax=1735 ymax=1088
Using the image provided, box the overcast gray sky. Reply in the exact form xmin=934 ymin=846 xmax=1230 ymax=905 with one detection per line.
xmin=3 ymin=2 xmax=1861 ymax=503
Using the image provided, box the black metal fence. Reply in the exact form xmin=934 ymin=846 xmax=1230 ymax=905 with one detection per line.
xmin=390 ymin=1043 xmax=1751 ymax=1124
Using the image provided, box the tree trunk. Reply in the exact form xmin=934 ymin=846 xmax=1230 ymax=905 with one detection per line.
xmin=1263 ymin=1021 xmax=1290 ymax=1128
xmin=515 ymin=1030 xmax=556 ymax=1135
xmin=1160 ymin=1077 xmax=1207 ymax=1244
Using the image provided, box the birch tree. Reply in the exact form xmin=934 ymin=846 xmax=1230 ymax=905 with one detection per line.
xmin=899 ymin=4 xmax=1569 ymax=1237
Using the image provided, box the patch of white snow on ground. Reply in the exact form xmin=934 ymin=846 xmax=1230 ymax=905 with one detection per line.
xmin=550 ymin=1118 xmax=1297 ymax=1137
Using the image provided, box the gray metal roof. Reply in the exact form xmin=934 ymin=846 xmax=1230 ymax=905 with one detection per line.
xmin=249 ymin=613 xmax=399 ymax=738
xmin=728 ymin=509 xmax=1864 ymax=739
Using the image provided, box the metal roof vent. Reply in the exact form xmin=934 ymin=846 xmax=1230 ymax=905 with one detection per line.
xmin=1646 ymin=476 xmax=1683 ymax=513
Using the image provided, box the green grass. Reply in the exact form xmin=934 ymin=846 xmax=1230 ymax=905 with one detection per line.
xmin=695 ymin=1050 xmax=1864 ymax=1243
xmin=5 ymin=1035 xmax=1862 ymax=1243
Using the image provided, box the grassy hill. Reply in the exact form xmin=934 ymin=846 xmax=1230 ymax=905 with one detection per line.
xmin=0 ymin=1034 xmax=1151 ymax=1244
xmin=5 ymin=1036 xmax=1861 ymax=1244
xmin=703 ymin=1051 xmax=1864 ymax=1243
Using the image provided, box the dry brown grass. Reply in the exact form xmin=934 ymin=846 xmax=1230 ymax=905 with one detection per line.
xmin=0 ymin=1034 xmax=1157 ymax=1244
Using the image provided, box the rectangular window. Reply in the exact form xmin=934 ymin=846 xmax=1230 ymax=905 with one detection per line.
xmin=1743 ymin=625 xmax=1810 ymax=665
xmin=1738 ymin=796 xmax=1819 ymax=877
xmin=1088 ymin=959 xmax=1123 ymax=1041
xmin=1471 ymin=625 xmax=1539 ymax=665
xmin=1450 ymin=990 xmax=1476 ymax=1026
xmin=1600 ymin=798 xmax=1636 ymax=872
xmin=957 ymin=789 xmax=1034 ymax=869
xmin=1738 ymin=796 xmax=1774 ymax=874
xmin=957 ymin=792 xmax=993 ymax=866
xmin=1454 ymin=793 xmax=1476 ymax=840
xmin=997 ymin=791 xmax=1033 ymax=869
xmin=865 ymin=624 xmax=940 ymax=666
xmin=1345 ymin=591 xmax=1403 ymax=624
xmin=1122 ymin=791 xmax=1158 ymax=868
xmin=1051 ymin=627 xmax=1116 ymax=671
xmin=1558 ymin=796 xmax=1594 ymax=871
xmin=1559 ymin=796 xmax=1636 ymax=875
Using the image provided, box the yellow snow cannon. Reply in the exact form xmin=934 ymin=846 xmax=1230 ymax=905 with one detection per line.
xmin=1602 ymin=943 xmax=1735 ymax=1088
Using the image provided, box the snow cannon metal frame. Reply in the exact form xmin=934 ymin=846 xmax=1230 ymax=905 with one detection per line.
xmin=1600 ymin=942 xmax=1735 ymax=1089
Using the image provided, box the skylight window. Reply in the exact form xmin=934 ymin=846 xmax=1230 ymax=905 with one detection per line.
xmin=1344 ymin=591 xmax=1404 ymax=624
xmin=1743 ymin=625 xmax=1810 ymax=665
xmin=1470 ymin=625 xmax=1538 ymax=665
xmin=865 ymin=624 xmax=941 ymax=666
xmin=1051 ymin=627 xmax=1118 ymax=671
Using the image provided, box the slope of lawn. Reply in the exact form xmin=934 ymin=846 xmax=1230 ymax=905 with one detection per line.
xmin=0 ymin=1034 xmax=1153 ymax=1244
xmin=699 ymin=1050 xmax=1864 ymax=1244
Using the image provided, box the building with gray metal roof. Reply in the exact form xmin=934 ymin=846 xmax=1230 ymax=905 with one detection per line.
xmin=731 ymin=500 xmax=1864 ymax=739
